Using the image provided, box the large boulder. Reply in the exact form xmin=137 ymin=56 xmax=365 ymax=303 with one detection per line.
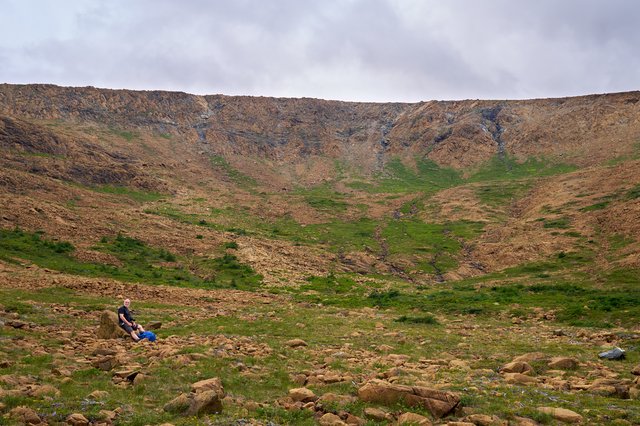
xmin=358 ymin=379 xmax=459 ymax=418
xmin=97 ymin=311 xmax=129 ymax=339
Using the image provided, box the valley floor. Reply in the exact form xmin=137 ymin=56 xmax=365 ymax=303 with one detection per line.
xmin=1 ymin=262 xmax=639 ymax=425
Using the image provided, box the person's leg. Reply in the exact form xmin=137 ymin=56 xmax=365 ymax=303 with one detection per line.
xmin=137 ymin=324 xmax=145 ymax=333
xmin=122 ymin=324 xmax=140 ymax=341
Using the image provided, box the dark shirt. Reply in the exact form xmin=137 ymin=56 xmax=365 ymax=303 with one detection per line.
xmin=117 ymin=306 xmax=134 ymax=325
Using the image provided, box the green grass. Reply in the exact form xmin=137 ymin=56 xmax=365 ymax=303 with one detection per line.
xmin=469 ymin=155 xmax=577 ymax=182
xmin=348 ymin=157 xmax=463 ymax=194
xmin=627 ymin=184 xmax=640 ymax=199
xmin=474 ymin=180 xmax=533 ymax=207
xmin=110 ymin=128 xmax=139 ymax=141
xmin=0 ymin=228 xmax=262 ymax=291
xmin=89 ymin=185 xmax=164 ymax=203
xmin=541 ymin=217 xmax=571 ymax=229
xmin=210 ymin=155 xmax=257 ymax=189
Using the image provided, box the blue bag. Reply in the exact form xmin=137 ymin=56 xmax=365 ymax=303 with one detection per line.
xmin=138 ymin=331 xmax=157 ymax=342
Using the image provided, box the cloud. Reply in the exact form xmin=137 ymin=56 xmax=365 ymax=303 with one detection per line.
xmin=0 ymin=0 xmax=638 ymax=101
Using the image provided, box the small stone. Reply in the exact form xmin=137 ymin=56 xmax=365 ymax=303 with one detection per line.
xmin=397 ymin=412 xmax=433 ymax=425
xmin=345 ymin=413 xmax=365 ymax=425
xmin=464 ymin=414 xmax=507 ymax=425
xmin=504 ymin=373 xmax=538 ymax=385
xmin=319 ymin=413 xmax=347 ymax=426
xmin=631 ymin=365 xmax=640 ymax=375
xmin=285 ymin=339 xmax=308 ymax=348
xmin=88 ymin=390 xmax=109 ymax=400
xmin=548 ymin=357 xmax=578 ymax=370
xmin=512 ymin=352 xmax=547 ymax=363
xmin=537 ymin=407 xmax=583 ymax=423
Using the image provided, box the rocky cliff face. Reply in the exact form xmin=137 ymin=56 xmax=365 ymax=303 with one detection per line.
xmin=2 ymin=84 xmax=639 ymax=180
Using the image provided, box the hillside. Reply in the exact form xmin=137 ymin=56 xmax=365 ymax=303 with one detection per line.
xmin=0 ymin=84 xmax=639 ymax=425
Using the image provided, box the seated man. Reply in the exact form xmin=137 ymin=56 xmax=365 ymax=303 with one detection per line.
xmin=118 ymin=298 xmax=145 ymax=342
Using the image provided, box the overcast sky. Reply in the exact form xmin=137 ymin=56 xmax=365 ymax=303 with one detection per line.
xmin=1 ymin=0 xmax=638 ymax=102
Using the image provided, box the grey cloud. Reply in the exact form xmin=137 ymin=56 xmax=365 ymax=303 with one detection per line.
xmin=0 ymin=0 xmax=638 ymax=101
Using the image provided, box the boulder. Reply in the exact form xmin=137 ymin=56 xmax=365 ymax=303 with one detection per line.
xmin=500 ymin=361 xmax=534 ymax=375
xmin=163 ymin=393 xmax=191 ymax=413
xmin=66 ymin=413 xmax=89 ymax=425
xmin=289 ymin=387 xmax=317 ymax=402
xmin=537 ymin=407 xmax=583 ymax=423
xmin=363 ymin=407 xmax=392 ymax=421
xmin=8 ymin=406 xmax=41 ymax=425
xmin=92 ymin=355 xmax=123 ymax=371
xmin=164 ymin=380 xmax=224 ymax=417
xmin=88 ymin=390 xmax=109 ymax=400
xmin=588 ymin=378 xmax=629 ymax=399
xmin=358 ymin=379 xmax=459 ymax=418
xmin=29 ymin=384 xmax=60 ymax=397
xmin=345 ymin=413 xmax=365 ymax=425
xmin=397 ymin=412 xmax=433 ymax=425
xmin=319 ymin=392 xmax=356 ymax=406
xmin=185 ymin=390 xmax=223 ymax=416
xmin=504 ymin=373 xmax=538 ymax=385
xmin=191 ymin=377 xmax=225 ymax=397
xmin=548 ymin=357 xmax=578 ymax=370
xmin=319 ymin=413 xmax=347 ymax=426
xmin=598 ymin=347 xmax=625 ymax=360
xmin=97 ymin=311 xmax=129 ymax=339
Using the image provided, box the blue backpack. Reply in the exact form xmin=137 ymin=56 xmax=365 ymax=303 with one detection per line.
xmin=138 ymin=331 xmax=157 ymax=342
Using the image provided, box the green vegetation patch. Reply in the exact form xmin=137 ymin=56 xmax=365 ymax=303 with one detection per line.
xmin=348 ymin=157 xmax=463 ymax=194
xmin=210 ymin=155 xmax=257 ymax=189
xmin=541 ymin=217 xmax=572 ymax=229
xmin=110 ymin=128 xmax=139 ymax=141
xmin=89 ymin=185 xmax=164 ymax=203
xmin=469 ymin=155 xmax=577 ymax=182
xmin=0 ymin=228 xmax=262 ymax=290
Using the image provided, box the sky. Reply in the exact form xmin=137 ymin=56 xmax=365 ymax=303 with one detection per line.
xmin=1 ymin=0 xmax=639 ymax=102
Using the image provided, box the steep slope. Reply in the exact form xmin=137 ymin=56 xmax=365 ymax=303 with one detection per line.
xmin=0 ymin=83 xmax=638 ymax=287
